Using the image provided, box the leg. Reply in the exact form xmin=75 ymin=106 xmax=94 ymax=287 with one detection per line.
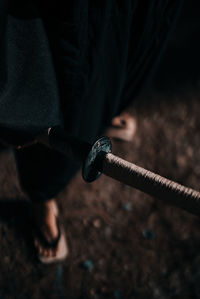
xmin=14 ymin=143 xmax=80 ymax=263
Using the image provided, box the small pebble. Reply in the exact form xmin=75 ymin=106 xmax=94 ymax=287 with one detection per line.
xmin=142 ymin=229 xmax=156 ymax=240
xmin=54 ymin=265 xmax=64 ymax=297
xmin=93 ymin=219 xmax=101 ymax=228
xmin=56 ymin=264 xmax=63 ymax=282
xmin=83 ymin=259 xmax=94 ymax=270
xmin=124 ymin=202 xmax=132 ymax=211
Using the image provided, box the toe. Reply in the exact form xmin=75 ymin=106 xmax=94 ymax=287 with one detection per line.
xmin=44 ymin=248 xmax=48 ymax=257
xmin=39 ymin=245 xmax=43 ymax=256
xmin=48 ymin=249 xmax=52 ymax=257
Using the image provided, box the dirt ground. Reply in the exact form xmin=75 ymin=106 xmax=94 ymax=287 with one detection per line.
xmin=1 ymin=2 xmax=200 ymax=299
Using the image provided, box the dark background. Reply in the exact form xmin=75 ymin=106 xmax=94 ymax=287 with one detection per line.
xmin=153 ymin=0 xmax=200 ymax=93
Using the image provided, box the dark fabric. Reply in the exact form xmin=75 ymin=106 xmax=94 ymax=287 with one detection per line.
xmin=0 ymin=0 xmax=63 ymax=145
xmin=14 ymin=143 xmax=80 ymax=202
xmin=0 ymin=0 xmax=183 ymax=145
xmin=0 ymin=1 xmax=183 ymax=201
xmin=0 ymin=0 xmax=8 ymax=95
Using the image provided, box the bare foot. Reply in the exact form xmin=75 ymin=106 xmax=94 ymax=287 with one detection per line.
xmin=106 ymin=111 xmax=137 ymax=141
xmin=31 ymin=199 xmax=68 ymax=261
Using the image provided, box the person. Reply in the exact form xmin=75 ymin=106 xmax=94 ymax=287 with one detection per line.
xmin=0 ymin=1 xmax=183 ymax=263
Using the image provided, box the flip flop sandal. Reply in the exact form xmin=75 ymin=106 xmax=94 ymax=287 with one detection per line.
xmin=32 ymin=216 xmax=69 ymax=264
xmin=106 ymin=113 xmax=137 ymax=142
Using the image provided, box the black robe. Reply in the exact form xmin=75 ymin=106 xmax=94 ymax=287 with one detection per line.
xmin=0 ymin=1 xmax=183 ymax=146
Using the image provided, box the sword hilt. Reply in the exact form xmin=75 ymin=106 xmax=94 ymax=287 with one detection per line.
xmin=37 ymin=126 xmax=200 ymax=217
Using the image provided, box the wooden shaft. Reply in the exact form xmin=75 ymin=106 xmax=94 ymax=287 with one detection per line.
xmin=103 ymin=153 xmax=200 ymax=216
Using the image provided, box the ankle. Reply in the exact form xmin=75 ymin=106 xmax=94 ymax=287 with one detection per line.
xmin=31 ymin=198 xmax=58 ymax=218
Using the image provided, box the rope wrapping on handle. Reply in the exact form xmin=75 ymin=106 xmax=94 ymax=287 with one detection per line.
xmin=103 ymin=153 xmax=200 ymax=216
